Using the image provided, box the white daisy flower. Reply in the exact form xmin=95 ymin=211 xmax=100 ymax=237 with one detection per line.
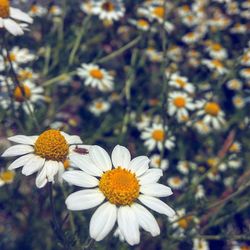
xmin=29 ymin=4 xmax=47 ymax=17
xmin=167 ymin=176 xmax=185 ymax=190
xmin=226 ymin=79 xmax=243 ymax=90
xmin=168 ymin=92 xmax=195 ymax=122
xmin=89 ymin=99 xmax=111 ymax=116
xmin=240 ymin=68 xmax=250 ymax=79
xmin=92 ymin=0 xmax=125 ymax=22
xmin=196 ymin=101 xmax=226 ymax=130
xmin=141 ymin=123 xmax=175 ymax=151
xmin=169 ymin=73 xmax=195 ymax=93
xmin=1 ymin=129 xmax=85 ymax=188
xmin=206 ymin=43 xmax=228 ymax=60
xmin=63 ymin=145 xmax=175 ymax=245
xmin=193 ymin=238 xmax=209 ymax=250
xmin=0 ymin=80 xmax=46 ymax=114
xmin=0 ymin=169 xmax=15 ymax=187
xmin=202 ymin=59 xmax=228 ymax=75
xmin=177 ymin=161 xmax=197 ymax=175
xmin=0 ymin=0 xmax=33 ymax=36
xmin=150 ymin=154 xmax=169 ymax=170
xmin=77 ymin=63 xmax=114 ymax=92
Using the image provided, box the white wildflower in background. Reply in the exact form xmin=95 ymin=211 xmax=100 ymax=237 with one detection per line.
xmin=92 ymin=0 xmax=125 ymax=22
xmin=1 ymin=129 xmax=85 ymax=188
xmin=63 ymin=145 xmax=175 ymax=246
xmin=0 ymin=169 xmax=15 ymax=186
xmin=77 ymin=63 xmax=114 ymax=91
xmin=196 ymin=101 xmax=226 ymax=130
xmin=150 ymin=154 xmax=169 ymax=170
xmin=0 ymin=0 xmax=33 ymax=36
xmin=89 ymin=99 xmax=111 ymax=116
xmin=141 ymin=123 xmax=175 ymax=151
xmin=169 ymin=73 xmax=195 ymax=93
xmin=168 ymin=92 xmax=195 ymax=122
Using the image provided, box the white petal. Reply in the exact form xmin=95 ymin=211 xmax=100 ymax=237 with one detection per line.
xmin=62 ymin=170 xmax=99 ymax=188
xmin=46 ymin=161 xmax=59 ymax=182
xmin=117 ymin=206 xmax=140 ymax=246
xmin=8 ymin=135 xmax=37 ymax=145
xmin=22 ymin=155 xmax=45 ymax=176
xmin=89 ymin=145 xmax=112 ymax=172
xmin=2 ymin=145 xmax=34 ymax=157
xmin=8 ymin=153 xmax=34 ymax=170
xmin=36 ymin=166 xmax=47 ymax=188
xmin=90 ymin=202 xmax=117 ymax=241
xmin=138 ymin=169 xmax=163 ymax=185
xmin=3 ymin=19 xmax=23 ymax=36
xmin=139 ymin=195 xmax=175 ymax=218
xmin=69 ymin=152 xmax=103 ymax=177
xmin=131 ymin=203 xmax=160 ymax=237
xmin=128 ymin=156 xmax=150 ymax=176
xmin=140 ymin=184 xmax=173 ymax=197
xmin=65 ymin=189 xmax=105 ymax=211
xmin=60 ymin=132 xmax=83 ymax=144
xmin=10 ymin=8 xmax=33 ymax=23
xmin=111 ymin=145 xmax=131 ymax=169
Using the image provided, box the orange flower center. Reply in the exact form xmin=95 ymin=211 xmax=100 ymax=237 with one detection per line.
xmin=35 ymin=130 xmax=69 ymax=162
xmin=18 ymin=70 xmax=33 ymax=81
xmin=172 ymin=177 xmax=181 ymax=185
xmin=99 ymin=167 xmax=140 ymax=205
xmin=178 ymin=216 xmax=193 ymax=229
xmin=175 ymin=78 xmax=187 ymax=88
xmin=13 ymin=85 xmax=31 ymax=102
xmin=153 ymin=6 xmax=165 ymax=19
xmin=95 ymin=102 xmax=104 ymax=109
xmin=212 ymin=59 xmax=223 ymax=69
xmin=152 ymin=129 xmax=164 ymax=141
xmin=137 ymin=19 xmax=149 ymax=28
xmin=0 ymin=0 xmax=9 ymax=18
xmin=173 ymin=96 xmax=186 ymax=108
xmin=90 ymin=69 xmax=104 ymax=80
xmin=102 ymin=1 xmax=115 ymax=12
xmin=211 ymin=43 xmax=222 ymax=51
xmin=204 ymin=102 xmax=220 ymax=116
xmin=0 ymin=170 xmax=15 ymax=183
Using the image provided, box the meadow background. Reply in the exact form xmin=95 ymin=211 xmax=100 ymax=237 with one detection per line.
xmin=0 ymin=0 xmax=250 ymax=249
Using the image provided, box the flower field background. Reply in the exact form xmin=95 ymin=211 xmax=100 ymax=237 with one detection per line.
xmin=0 ymin=0 xmax=250 ymax=249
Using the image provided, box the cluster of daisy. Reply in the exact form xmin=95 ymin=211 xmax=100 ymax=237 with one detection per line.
xmin=1 ymin=129 xmax=175 ymax=245
xmin=0 ymin=0 xmax=250 ymax=249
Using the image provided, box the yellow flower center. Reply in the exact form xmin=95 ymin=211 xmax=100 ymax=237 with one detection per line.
xmin=212 ymin=59 xmax=223 ymax=69
xmin=13 ymin=85 xmax=31 ymax=102
xmin=34 ymin=130 xmax=69 ymax=162
xmin=18 ymin=70 xmax=33 ymax=81
xmin=137 ymin=19 xmax=149 ymax=28
xmin=152 ymin=129 xmax=164 ymax=141
xmin=90 ymin=69 xmax=104 ymax=80
xmin=177 ymin=216 xmax=193 ymax=229
xmin=153 ymin=6 xmax=165 ymax=19
xmin=211 ymin=43 xmax=222 ymax=51
xmin=243 ymin=68 xmax=250 ymax=74
xmin=31 ymin=5 xmax=38 ymax=13
xmin=63 ymin=160 xmax=70 ymax=169
xmin=204 ymin=102 xmax=220 ymax=116
xmin=175 ymin=78 xmax=187 ymax=88
xmin=99 ymin=167 xmax=140 ymax=206
xmin=95 ymin=102 xmax=104 ymax=109
xmin=0 ymin=0 xmax=10 ymax=18
xmin=0 ymin=170 xmax=14 ymax=183
xmin=173 ymin=96 xmax=186 ymax=108
xmin=102 ymin=1 xmax=115 ymax=12
xmin=241 ymin=246 xmax=250 ymax=250
xmin=172 ymin=177 xmax=181 ymax=185
xmin=9 ymin=52 xmax=16 ymax=62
